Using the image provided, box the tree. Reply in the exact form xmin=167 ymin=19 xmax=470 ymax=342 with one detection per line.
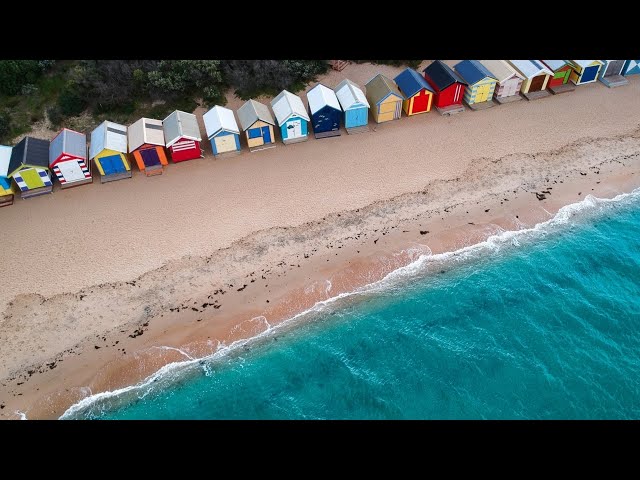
xmin=147 ymin=60 xmax=224 ymax=103
xmin=0 ymin=60 xmax=52 ymax=96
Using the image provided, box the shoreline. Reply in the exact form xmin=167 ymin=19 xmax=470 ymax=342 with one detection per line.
xmin=1 ymin=71 xmax=639 ymax=419
xmin=3 ymin=132 xmax=640 ymax=419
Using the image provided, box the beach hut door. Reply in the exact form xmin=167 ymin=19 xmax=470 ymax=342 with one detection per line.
xmin=57 ymin=161 xmax=86 ymax=182
xmin=605 ymin=60 xmax=624 ymax=77
xmin=261 ymin=126 xmax=271 ymax=143
xmin=288 ymin=120 xmax=302 ymax=138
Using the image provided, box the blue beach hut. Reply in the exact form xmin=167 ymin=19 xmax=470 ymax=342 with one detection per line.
xmin=334 ymin=79 xmax=370 ymax=132
xmin=270 ymin=90 xmax=310 ymax=144
xmin=306 ymin=83 xmax=342 ymax=139
xmin=203 ymin=106 xmax=241 ymax=156
xmin=623 ymin=60 xmax=640 ymax=76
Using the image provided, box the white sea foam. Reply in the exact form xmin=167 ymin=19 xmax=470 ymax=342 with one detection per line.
xmin=58 ymin=188 xmax=640 ymax=420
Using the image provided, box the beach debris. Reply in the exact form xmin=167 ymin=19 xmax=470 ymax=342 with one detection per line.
xmin=374 ymin=238 xmax=379 ymax=244
xmin=485 ymin=209 xmax=490 ymax=212
xmin=237 ymin=285 xmax=247 ymax=292
xmin=94 ymin=345 xmax=100 ymax=350
xmin=535 ymin=193 xmax=546 ymax=201
xmin=129 ymin=328 xmax=144 ymax=339
xmin=420 ymin=230 xmax=429 ymax=235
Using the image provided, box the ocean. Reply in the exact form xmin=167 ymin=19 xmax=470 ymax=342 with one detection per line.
xmin=62 ymin=189 xmax=640 ymax=419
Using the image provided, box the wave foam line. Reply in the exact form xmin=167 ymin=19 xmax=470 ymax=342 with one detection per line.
xmin=59 ymin=188 xmax=640 ymax=419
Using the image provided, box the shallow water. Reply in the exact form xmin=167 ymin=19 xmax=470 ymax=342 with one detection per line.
xmin=63 ymin=189 xmax=640 ymax=419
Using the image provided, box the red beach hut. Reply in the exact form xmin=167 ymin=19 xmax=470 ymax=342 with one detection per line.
xmin=422 ymin=60 xmax=468 ymax=113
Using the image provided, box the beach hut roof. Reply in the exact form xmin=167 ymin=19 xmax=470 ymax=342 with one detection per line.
xmin=237 ymin=99 xmax=275 ymax=131
xmin=423 ymin=60 xmax=467 ymax=90
xmin=394 ymin=68 xmax=434 ymax=98
xmin=128 ymin=117 xmax=165 ymax=152
xmin=541 ymin=60 xmax=568 ymax=71
xmin=8 ymin=136 xmax=49 ymax=175
xmin=365 ymin=74 xmax=405 ymax=104
xmin=508 ymin=60 xmax=552 ymax=79
xmin=334 ymin=79 xmax=370 ymax=110
xmin=0 ymin=145 xmax=12 ymax=177
xmin=307 ymin=83 xmax=342 ymax=115
xmin=570 ymin=60 xmax=602 ymax=68
xmin=454 ymin=60 xmax=497 ymax=85
xmin=49 ymin=128 xmax=86 ymax=167
xmin=270 ymin=90 xmax=310 ymax=126
xmin=478 ymin=60 xmax=524 ymax=83
xmin=203 ymin=106 xmax=240 ymax=138
xmin=89 ymin=121 xmax=128 ymax=159
xmin=162 ymin=110 xmax=202 ymax=148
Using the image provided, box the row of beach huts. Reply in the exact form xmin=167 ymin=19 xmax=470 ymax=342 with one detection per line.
xmin=0 ymin=59 xmax=637 ymax=207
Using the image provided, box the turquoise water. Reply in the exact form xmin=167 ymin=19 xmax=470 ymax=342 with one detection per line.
xmin=64 ymin=190 xmax=640 ymax=419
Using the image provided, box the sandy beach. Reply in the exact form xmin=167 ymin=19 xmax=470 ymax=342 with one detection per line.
xmin=1 ymin=63 xmax=639 ymax=419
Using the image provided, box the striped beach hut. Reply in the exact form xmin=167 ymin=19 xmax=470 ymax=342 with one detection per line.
xmin=598 ymin=60 xmax=629 ymax=87
xmin=478 ymin=60 xmax=523 ymax=103
xmin=7 ymin=136 xmax=52 ymax=199
xmin=453 ymin=60 xmax=498 ymax=107
xmin=507 ymin=60 xmax=552 ymax=98
xmin=49 ymin=128 xmax=91 ymax=189
xmin=89 ymin=121 xmax=132 ymax=183
xmin=0 ymin=145 xmax=15 ymax=206
xmin=334 ymin=79 xmax=370 ymax=132
xmin=162 ymin=110 xmax=203 ymax=162
xmin=306 ymin=83 xmax=342 ymax=138
xmin=128 ymin=117 xmax=169 ymax=176
xmin=365 ymin=74 xmax=404 ymax=123
xmin=237 ymin=99 xmax=276 ymax=151
xmin=623 ymin=60 xmax=640 ymax=76
xmin=270 ymin=90 xmax=310 ymax=144
xmin=393 ymin=68 xmax=434 ymax=116
xmin=566 ymin=60 xmax=603 ymax=85
xmin=423 ymin=60 xmax=467 ymax=114
xmin=203 ymin=106 xmax=241 ymax=155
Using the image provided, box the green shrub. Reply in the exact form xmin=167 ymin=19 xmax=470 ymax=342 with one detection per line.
xmin=0 ymin=111 xmax=11 ymax=140
xmin=0 ymin=60 xmax=50 ymax=96
xmin=58 ymin=85 xmax=87 ymax=116
xmin=46 ymin=105 xmax=63 ymax=128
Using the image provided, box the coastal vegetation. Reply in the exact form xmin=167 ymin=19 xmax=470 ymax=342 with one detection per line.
xmin=0 ymin=60 xmax=331 ymax=143
xmin=0 ymin=60 xmax=424 ymax=143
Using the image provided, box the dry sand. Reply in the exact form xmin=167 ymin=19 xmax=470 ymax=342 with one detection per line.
xmin=0 ymin=65 xmax=639 ymax=419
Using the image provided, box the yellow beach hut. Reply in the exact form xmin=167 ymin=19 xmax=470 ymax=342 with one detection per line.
xmin=365 ymin=74 xmax=405 ymax=123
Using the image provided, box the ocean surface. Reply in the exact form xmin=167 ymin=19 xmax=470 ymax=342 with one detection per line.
xmin=62 ymin=189 xmax=640 ymax=419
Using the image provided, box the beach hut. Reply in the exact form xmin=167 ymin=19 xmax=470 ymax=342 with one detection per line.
xmin=270 ymin=90 xmax=310 ymax=144
xmin=128 ymin=117 xmax=169 ymax=176
xmin=7 ymin=136 xmax=52 ymax=199
xmin=598 ymin=60 xmax=629 ymax=87
xmin=393 ymin=68 xmax=434 ymax=116
xmin=237 ymin=99 xmax=276 ymax=151
xmin=89 ymin=121 xmax=132 ymax=183
xmin=0 ymin=145 xmax=15 ymax=206
xmin=422 ymin=60 xmax=467 ymax=114
xmin=48 ymin=128 xmax=91 ymax=189
xmin=541 ymin=60 xmax=572 ymax=86
xmin=566 ymin=60 xmax=603 ymax=86
xmin=506 ymin=60 xmax=552 ymax=99
xmin=478 ymin=60 xmax=523 ymax=103
xmin=365 ymin=74 xmax=404 ymax=123
xmin=453 ymin=60 xmax=498 ymax=109
xmin=622 ymin=60 xmax=640 ymax=76
xmin=203 ymin=106 xmax=241 ymax=155
xmin=162 ymin=110 xmax=203 ymax=163
xmin=334 ymin=79 xmax=370 ymax=133
xmin=306 ymin=83 xmax=342 ymax=138
xmin=540 ymin=60 xmax=575 ymax=94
